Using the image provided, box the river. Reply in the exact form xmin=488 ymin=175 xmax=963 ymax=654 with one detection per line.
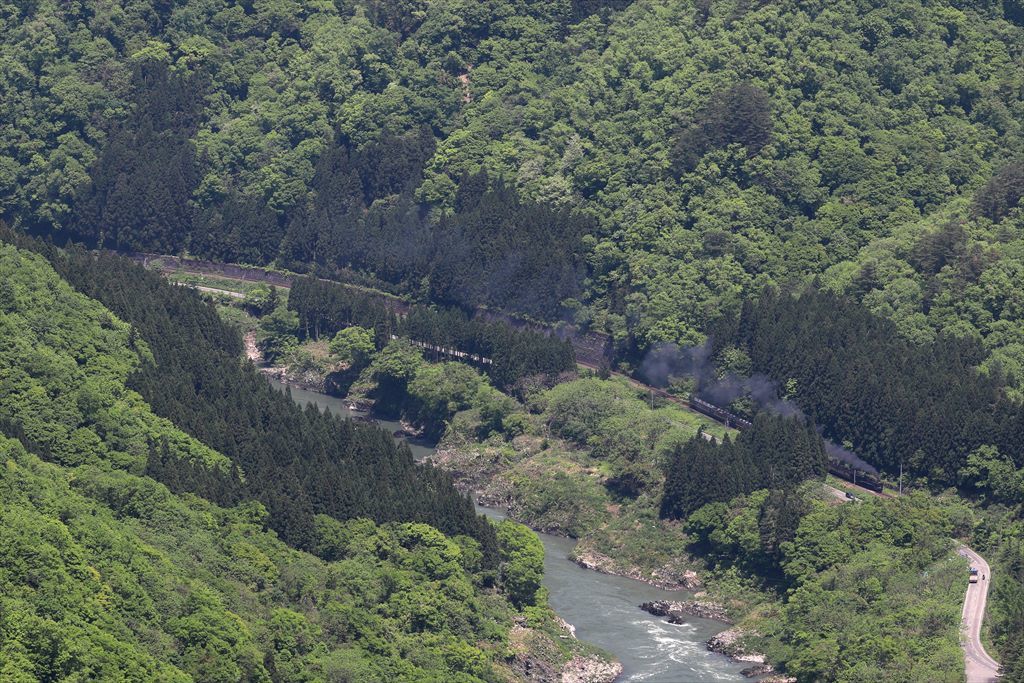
xmin=269 ymin=378 xmax=754 ymax=682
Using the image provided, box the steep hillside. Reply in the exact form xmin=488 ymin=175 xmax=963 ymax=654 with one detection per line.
xmin=3 ymin=0 xmax=1024 ymax=362
xmin=0 ymin=241 xmax=612 ymax=682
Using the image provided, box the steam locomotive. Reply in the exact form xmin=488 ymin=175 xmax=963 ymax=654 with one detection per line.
xmin=825 ymin=458 xmax=884 ymax=493
xmin=686 ymin=395 xmax=885 ymax=493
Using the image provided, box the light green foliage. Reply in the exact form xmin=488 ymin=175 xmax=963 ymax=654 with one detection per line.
xmin=328 ymin=325 xmax=376 ymax=367
xmin=475 ymin=386 xmax=522 ymax=438
xmin=0 ymin=244 xmax=228 ymax=473
xmin=959 ymin=445 xmax=1024 ymax=506
xmin=540 ymin=378 xmax=639 ymax=444
xmin=541 ymin=377 xmax=723 ymax=480
xmin=0 ymin=431 xmax=532 ymax=682
xmin=822 ymin=206 xmax=1024 ymax=389
xmin=438 ymin=374 xmax=726 ymax=580
xmin=243 ymin=283 xmax=279 ymax=316
xmin=356 ymin=340 xmax=524 ymax=438
xmin=257 ymin=305 xmax=300 ymax=362
xmin=507 ymin=468 xmax=608 ymax=538
xmin=689 ymin=491 xmax=966 ymax=682
xmin=406 ymin=362 xmax=490 ymax=438
xmin=367 ymin=338 xmax=426 ymax=385
xmin=496 ymin=520 xmax=545 ymax=609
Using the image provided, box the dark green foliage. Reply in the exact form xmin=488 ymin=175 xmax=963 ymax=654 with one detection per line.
xmin=991 ymin=536 xmax=1024 ymax=679
xmin=193 ymin=191 xmax=283 ymax=265
xmin=671 ymin=82 xmax=774 ymax=175
xmin=570 ymin=0 xmax=633 ymax=21
xmin=974 ymin=160 xmax=1024 ymax=222
xmin=709 ymin=288 xmax=1024 ymax=483
xmin=73 ymin=62 xmax=203 ymax=253
xmin=660 ymin=412 xmax=827 ymax=520
xmin=287 ymin=275 xmax=576 ymax=389
xmin=429 ymin=175 xmax=593 ymax=319
xmin=286 ymin=163 xmax=593 ymax=320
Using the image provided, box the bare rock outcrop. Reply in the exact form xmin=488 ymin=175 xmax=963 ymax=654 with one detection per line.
xmin=560 ymin=655 xmax=623 ymax=683
xmin=706 ymin=627 xmax=766 ymax=664
xmin=639 ymin=600 xmax=731 ymax=624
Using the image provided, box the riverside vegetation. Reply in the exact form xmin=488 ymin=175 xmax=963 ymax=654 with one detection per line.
xmin=220 ymin=284 xmax=986 ymax=682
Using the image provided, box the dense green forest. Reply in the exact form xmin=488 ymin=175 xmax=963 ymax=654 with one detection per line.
xmin=685 ymin=488 xmax=969 ymax=681
xmin=659 ymin=413 xmax=826 ymax=519
xmin=706 ymin=288 xmax=1024 ymax=484
xmin=4 ymin=0 xmax=1024 ymax=351
xmin=287 ymin=275 xmax=577 ymax=391
xmin=6 ymin=0 xmax=1024 ymax=677
xmin=0 ymin=239 xmax=615 ymax=681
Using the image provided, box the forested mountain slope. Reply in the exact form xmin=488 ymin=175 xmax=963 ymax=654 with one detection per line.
xmin=0 ymin=240 xmax=604 ymax=682
xmin=4 ymin=0 xmax=1024 ymax=364
xmin=4 ymin=232 xmax=497 ymax=557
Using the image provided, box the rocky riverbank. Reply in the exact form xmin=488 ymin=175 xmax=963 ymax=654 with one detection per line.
xmin=258 ymin=363 xmax=327 ymax=393
xmin=573 ymin=548 xmax=703 ymax=591
xmin=705 ymin=626 xmax=796 ymax=681
xmin=560 ymin=655 xmax=623 ymax=683
xmin=244 ymin=331 xmax=331 ymax=392
xmin=706 ymin=627 xmax=763 ymax=663
xmin=507 ymin=621 xmax=622 ymax=683
xmin=429 ymin=439 xmax=712 ymax=592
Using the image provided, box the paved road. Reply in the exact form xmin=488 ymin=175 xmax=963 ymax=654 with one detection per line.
xmin=959 ymin=546 xmax=1001 ymax=682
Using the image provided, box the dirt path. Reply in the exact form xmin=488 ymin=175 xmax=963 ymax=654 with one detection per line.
xmin=172 ymin=280 xmax=246 ymax=299
xmin=959 ymin=546 xmax=1001 ymax=682
xmin=193 ymin=284 xmax=244 ymax=298
xmin=244 ymin=331 xmax=262 ymax=363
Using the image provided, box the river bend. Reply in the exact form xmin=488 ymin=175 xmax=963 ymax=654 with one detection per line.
xmin=270 ymin=379 xmax=752 ymax=682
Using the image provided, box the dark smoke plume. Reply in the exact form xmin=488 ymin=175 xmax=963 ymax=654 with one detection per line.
xmin=639 ymin=342 xmax=713 ymax=388
xmin=823 ymin=441 xmax=878 ymax=475
xmin=640 ymin=341 xmax=878 ymax=474
xmin=640 ymin=342 xmax=803 ymax=417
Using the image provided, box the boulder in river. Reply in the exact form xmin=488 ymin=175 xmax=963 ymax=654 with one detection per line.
xmin=639 ymin=600 xmax=731 ymax=624
xmin=741 ymin=663 xmax=775 ymax=677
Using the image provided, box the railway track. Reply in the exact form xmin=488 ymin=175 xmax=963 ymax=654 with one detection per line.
xmin=577 ymin=361 xmax=891 ymax=499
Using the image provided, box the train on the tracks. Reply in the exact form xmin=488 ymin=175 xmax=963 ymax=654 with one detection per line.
xmin=688 ymin=396 xmax=753 ymax=429
xmin=686 ymin=395 xmax=885 ymax=493
xmin=824 ymin=457 xmax=884 ymax=493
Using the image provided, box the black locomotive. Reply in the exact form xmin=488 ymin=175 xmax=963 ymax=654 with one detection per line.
xmin=825 ymin=459 xmax=884 ymax=493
